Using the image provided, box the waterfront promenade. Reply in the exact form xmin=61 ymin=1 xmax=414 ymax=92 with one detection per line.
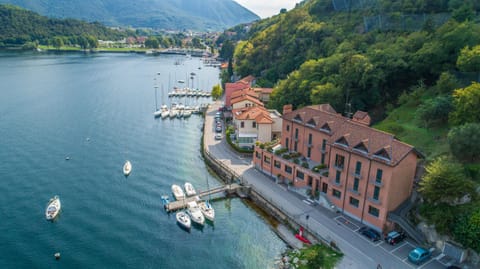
xmin=203 ymin=101 xmax=450 ymax=269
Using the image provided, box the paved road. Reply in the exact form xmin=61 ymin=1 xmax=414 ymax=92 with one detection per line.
xmin=204 ymin=101 xmax=448 ymax=269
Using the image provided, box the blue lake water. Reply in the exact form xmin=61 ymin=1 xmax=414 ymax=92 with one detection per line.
xmin=0 ymin=52 xmax=286 ymax=268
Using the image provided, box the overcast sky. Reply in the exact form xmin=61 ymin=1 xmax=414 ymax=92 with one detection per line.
xmin=234 ymin=0 xmax=301 ymax=18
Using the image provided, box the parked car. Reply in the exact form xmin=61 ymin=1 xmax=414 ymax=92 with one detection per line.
xmin=214 ymin=133 xmax=223 ymax=140
xmin=384 ymin=231 xmax=406 ymax=245
xmin=215 ymin=125 xmax=222 ymax=133
xmin=408 ymin=247 xmax=431 ymax=265
xmin=359 ymin=226 xmax=381 ymax=242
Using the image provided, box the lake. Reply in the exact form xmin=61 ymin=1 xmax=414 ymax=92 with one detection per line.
xmin=0 ymin=52 xmax=286 ymax=268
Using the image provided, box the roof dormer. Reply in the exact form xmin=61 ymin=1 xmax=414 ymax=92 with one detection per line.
xmin=293 ymin=114 xmax=303 ymax=123
xmin=320 ymin=122 xmax=331 ymax=133
xmin=374 ymin=147 xmax=391 ymax=162
xmin=335 ymin=135 xmax=349 ymax=147
xmin=353 ymin=140 xmax=368 ymax=154
xmin=306 ymin=118 xmax=316 ymax=128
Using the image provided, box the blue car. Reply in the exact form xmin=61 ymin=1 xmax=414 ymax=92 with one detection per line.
xmin=359 ymin=226 xmax=381 ymax=242
xmin=408 ymin=247 xmax=431 ymax=264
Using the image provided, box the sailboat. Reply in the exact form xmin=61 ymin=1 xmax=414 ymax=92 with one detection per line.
xmin=160 ymin=85 xmax=169 ymax=119
xmin=176 ymin=193 xmax=191 ymax=230
xmin=153 ymin=85 xmax=162 ymax=118
xmin=199 ymin=175 xmax=215 ymax=222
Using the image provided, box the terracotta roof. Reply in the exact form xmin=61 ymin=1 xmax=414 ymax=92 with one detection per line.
xmin=238 ymin=75 xmax=256 ymax=85
xmin=283 ymin=104 xmax=415 ymax=166
xmin=225 ymin=82 xmax=249 ymax=91
xmin=233 ymin=106 xmax=273 ymax=124
xmin=231 ymin=94 xmax=264 ymax=107
xmin=231 ymin=88 xmax=259 ymax=100
xmin=252 ymin=87 xmax=273 ymax=94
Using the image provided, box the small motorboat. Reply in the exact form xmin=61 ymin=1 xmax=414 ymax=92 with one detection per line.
xmin=171 ymin=184 xmax=185 ymax=200
xmin=184 ymin=182 xmax=196 ymax=196
xmin=187 ymin=201 xmax=205 ymax=226
xmin=198 ymin=200 xmax=215 ymax=222
xmin=123 ymin=160 xmax=132 ymax=176
xmin=161 ymin=195 xmax=170 ymax=208
xmin=176 ymin=211 xmax=191 ymax=230
xmin=45 ymin=195 xmax=61 ymax=220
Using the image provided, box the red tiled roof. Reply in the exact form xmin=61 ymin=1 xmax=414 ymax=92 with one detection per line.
xmin=231 ymin=94 xmax=264 ymax=107
xmin=233 ymin=106 xmax=273 ymax=124
xmin=282 ymin=104 xmax=415 ymax=166
xmin=252 ymin=87 xmax=273 ymax=94
xmin=231 ymin=88 xmax=259 ymax=100
xmin=238 ymin=75 xmax=256 ymax=85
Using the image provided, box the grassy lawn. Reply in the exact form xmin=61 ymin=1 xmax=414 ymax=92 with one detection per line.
xmin=285 ymin=244 xmax=343 ymax=269
xmin=374 ymin=103 xmax=450 ymax=161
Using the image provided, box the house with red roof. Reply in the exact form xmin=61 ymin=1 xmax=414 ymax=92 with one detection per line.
xmin=253 ymin=104 xmax=422 ymax=232
xmin=232 ymin=106 xmax=282 ymax=148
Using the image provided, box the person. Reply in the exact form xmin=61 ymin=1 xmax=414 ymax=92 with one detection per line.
xmin=377 ymin=264 xmax=382 ymax=269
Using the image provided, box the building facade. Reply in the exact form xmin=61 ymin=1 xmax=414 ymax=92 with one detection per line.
xmin=253 ymin=104 xmax=420 ymax=232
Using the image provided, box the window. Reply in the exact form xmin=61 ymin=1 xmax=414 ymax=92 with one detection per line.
xmin=294 ymin=141 xmax=298 ymax=152
xmin=335 ymin=154 xmax=345 ymax=169
xmin=307 ymin=147 xmax=311 ymax=158
xmin=355 ymin=161 xmax=362 ymax=175
xmin=255 ymin=151 xmax=261 ymax=159
xmin=286 ymin=125 xmax=290 ymax=131
xmin=264 ymin=156 xmax=270 ymax=164
xmin=332 ymin=189 xmax=341 ymax=199
xmin=368 ymin=206 xmax=379 ymax=217
xmin=285 ymin=165 xmax=292 ymax=174
xmin=296 ymin=171 xmax=304 ymax=180
xmin=322 ymin=139 xmax=327 ymax=150
xmin=252 ymin=122 xmax=256 ymax=128
xmin=285 ymin=138 xmax=289 ymax=149
xmin=240 ymin=121 xmax=244 ymax=128
xmin=308 ymin=133 xmax=312 ymax=145
xmin=373 ymin=186 xmax=380 ymax=200
xmin=295 ymin=128 xmax=299 ymax=139
xmin=321 ymin=153 xmax=325 ymax=164
xmin=335 ymin=171 xmax=341 ymax=184
xmin=349 ymin=197 xmax=359 ymax=208
xmin=274 ymin=160 xmax=281 ymax=168
xmin=353 ymin=178 xmax=359 ymax=192
xmin=376 ymin=169 xmax=383 ymax=184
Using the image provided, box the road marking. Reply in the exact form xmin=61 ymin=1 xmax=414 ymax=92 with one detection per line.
xmin=302 ymin=199 xmax=312 ymax=205
xmin=390 ymin=242 xmax=407 ymax=253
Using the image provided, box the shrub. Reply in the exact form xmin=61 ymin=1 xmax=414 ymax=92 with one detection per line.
xmin=302 ymin=162 xmax=309 ymax=168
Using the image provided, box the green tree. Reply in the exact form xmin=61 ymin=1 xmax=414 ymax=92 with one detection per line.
xmin=52 ymin=36 xmax=63 ymax=49
xmin=87 ymin=35 xmax=98 ymax=49
xmin=415 ymin=96 xmax=453 ymax=127
xmin=453 ymin=209 xmax=480 ymax=252
xmin=434 ymin=72 xmax=459 ymax=94
xmin=450 ymin=82 xmax=480 ymax=125
xmin=310 ymin=82 xmax=343 ymax=110
xmin=448 ymin=123 xmax=480 ymax=162
xmin=211 ymin=84 xmax=223 ymax=100
xmin=219 ymin=39 xmax=235 ymax=60
xmin=145 ymin=36 xmax=159 ymax=49
xmin=457 ymin=45 xmax=480 ymax=81
xmin=77 ymin=35 xmax=89 ymax=49
xmin=419 ymin=157 xmax=475 ymax=204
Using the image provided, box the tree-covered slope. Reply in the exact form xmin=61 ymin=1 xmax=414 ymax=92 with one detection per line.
xmin=0 ymin=0 xmax=260 ymax=31
xmin=0 ymin=4 xmax=128 ymax=46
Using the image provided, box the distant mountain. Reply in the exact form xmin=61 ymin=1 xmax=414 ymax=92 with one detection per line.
xmin=0 ymin=0 xmax=260 ymax=31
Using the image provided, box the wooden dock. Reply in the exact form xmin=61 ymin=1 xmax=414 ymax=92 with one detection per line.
xmin=165 ymin=183 xmax=241 ymax=212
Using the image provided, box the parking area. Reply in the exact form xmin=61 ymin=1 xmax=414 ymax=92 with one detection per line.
xmin=334 ymin=215 xmax=451 ymax=269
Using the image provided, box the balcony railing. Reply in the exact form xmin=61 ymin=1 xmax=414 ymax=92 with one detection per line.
xmin=368 ymin=196 xmax=382 ymax=205
xmin=347 ymin=188 xmax=361 ymax=196
xmin=351 ymin=170 xmax=362 ymax=179
xmin=333 ymin=165 xmax=344 ymax=171
xmin=370 ymin=179 xmax=383 ymax=187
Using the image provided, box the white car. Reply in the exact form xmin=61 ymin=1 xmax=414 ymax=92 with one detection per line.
xmin=215 ymin=133 xmax=223 ymax=140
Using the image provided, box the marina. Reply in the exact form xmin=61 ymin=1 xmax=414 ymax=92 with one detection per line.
xmin=0 ymin=52 xmax=286 ymax=269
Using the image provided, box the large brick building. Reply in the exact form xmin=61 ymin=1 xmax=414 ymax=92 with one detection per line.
xmin=253 ymin=104 xmax=421 ymax=231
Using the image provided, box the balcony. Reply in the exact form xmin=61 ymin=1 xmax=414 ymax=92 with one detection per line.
xmin=370 ymin=179 xmax=383 ymax=187
xmin=351 ymin=170 xmax=362 ymax=179
xmin=330 ymin=179 xmax=342 ymax=187
xmin=368 ymin=197 xmax=382 ymax=205
xmin=333 ymin=165 xmax=344 ymax=171
xmin=348 ymin=188 xmax=361 ymax=196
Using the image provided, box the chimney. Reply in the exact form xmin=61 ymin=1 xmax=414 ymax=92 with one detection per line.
xmin=283 ymin=104 xmax=293 ymax=115
xmin=352 ymin=111 xmax=371 ymax=126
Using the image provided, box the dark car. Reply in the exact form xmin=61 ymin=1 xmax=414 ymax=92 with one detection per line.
xmin=359 ymin=227 xmax=381 ymax=242
xmin=215 ymin=125 xmax=222 ymax=133
xmin=385 ymin=231 xmax=406 ymax=245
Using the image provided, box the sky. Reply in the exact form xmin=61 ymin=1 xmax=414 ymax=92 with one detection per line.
xmin=234 ymin=0 xmax=301 ymax=18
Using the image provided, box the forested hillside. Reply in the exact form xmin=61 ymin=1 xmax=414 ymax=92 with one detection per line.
xmin=0 ymin=0 xmax=259 ymax=31
xmin=227 ymin=0 xmax=480 ymax=253
xmin=0 ymin=4 xmax=129 ymax=48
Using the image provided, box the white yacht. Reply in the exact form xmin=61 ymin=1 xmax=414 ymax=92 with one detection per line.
xmin=187 ymin=201 xmax=205 ymax=226
xmin=171 ymin=184 xmax=185 ymax=201
xmin=176 ymin=211 xmax=191 ymax=230
xmin=184 ymin=182 xmax=196 ymax=196
xmin=198 ymin=200 xmax=215 ymax=222
xmin=123 ymin=160 xmax=132 ymax=176
xmin=45 ymin=195 xmax=61 ymax=220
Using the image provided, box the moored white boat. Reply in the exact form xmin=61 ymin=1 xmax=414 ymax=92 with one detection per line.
xmin=187 ymin=201 xmax=205 ymax=225
xmin=184 ymin=182 xmax=196 ymax=196
xmin=176 ymin=211 xmax=191 ymax=230
xmin=45 ymin=195 xmax=61 ymax=220
xmin=123 ymin=160 xmax=132 ymax=176
xmin=198 ymin=200 xmax=215 ymax=222
xmin=171 ymin=184 xmax=185 ymax=200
